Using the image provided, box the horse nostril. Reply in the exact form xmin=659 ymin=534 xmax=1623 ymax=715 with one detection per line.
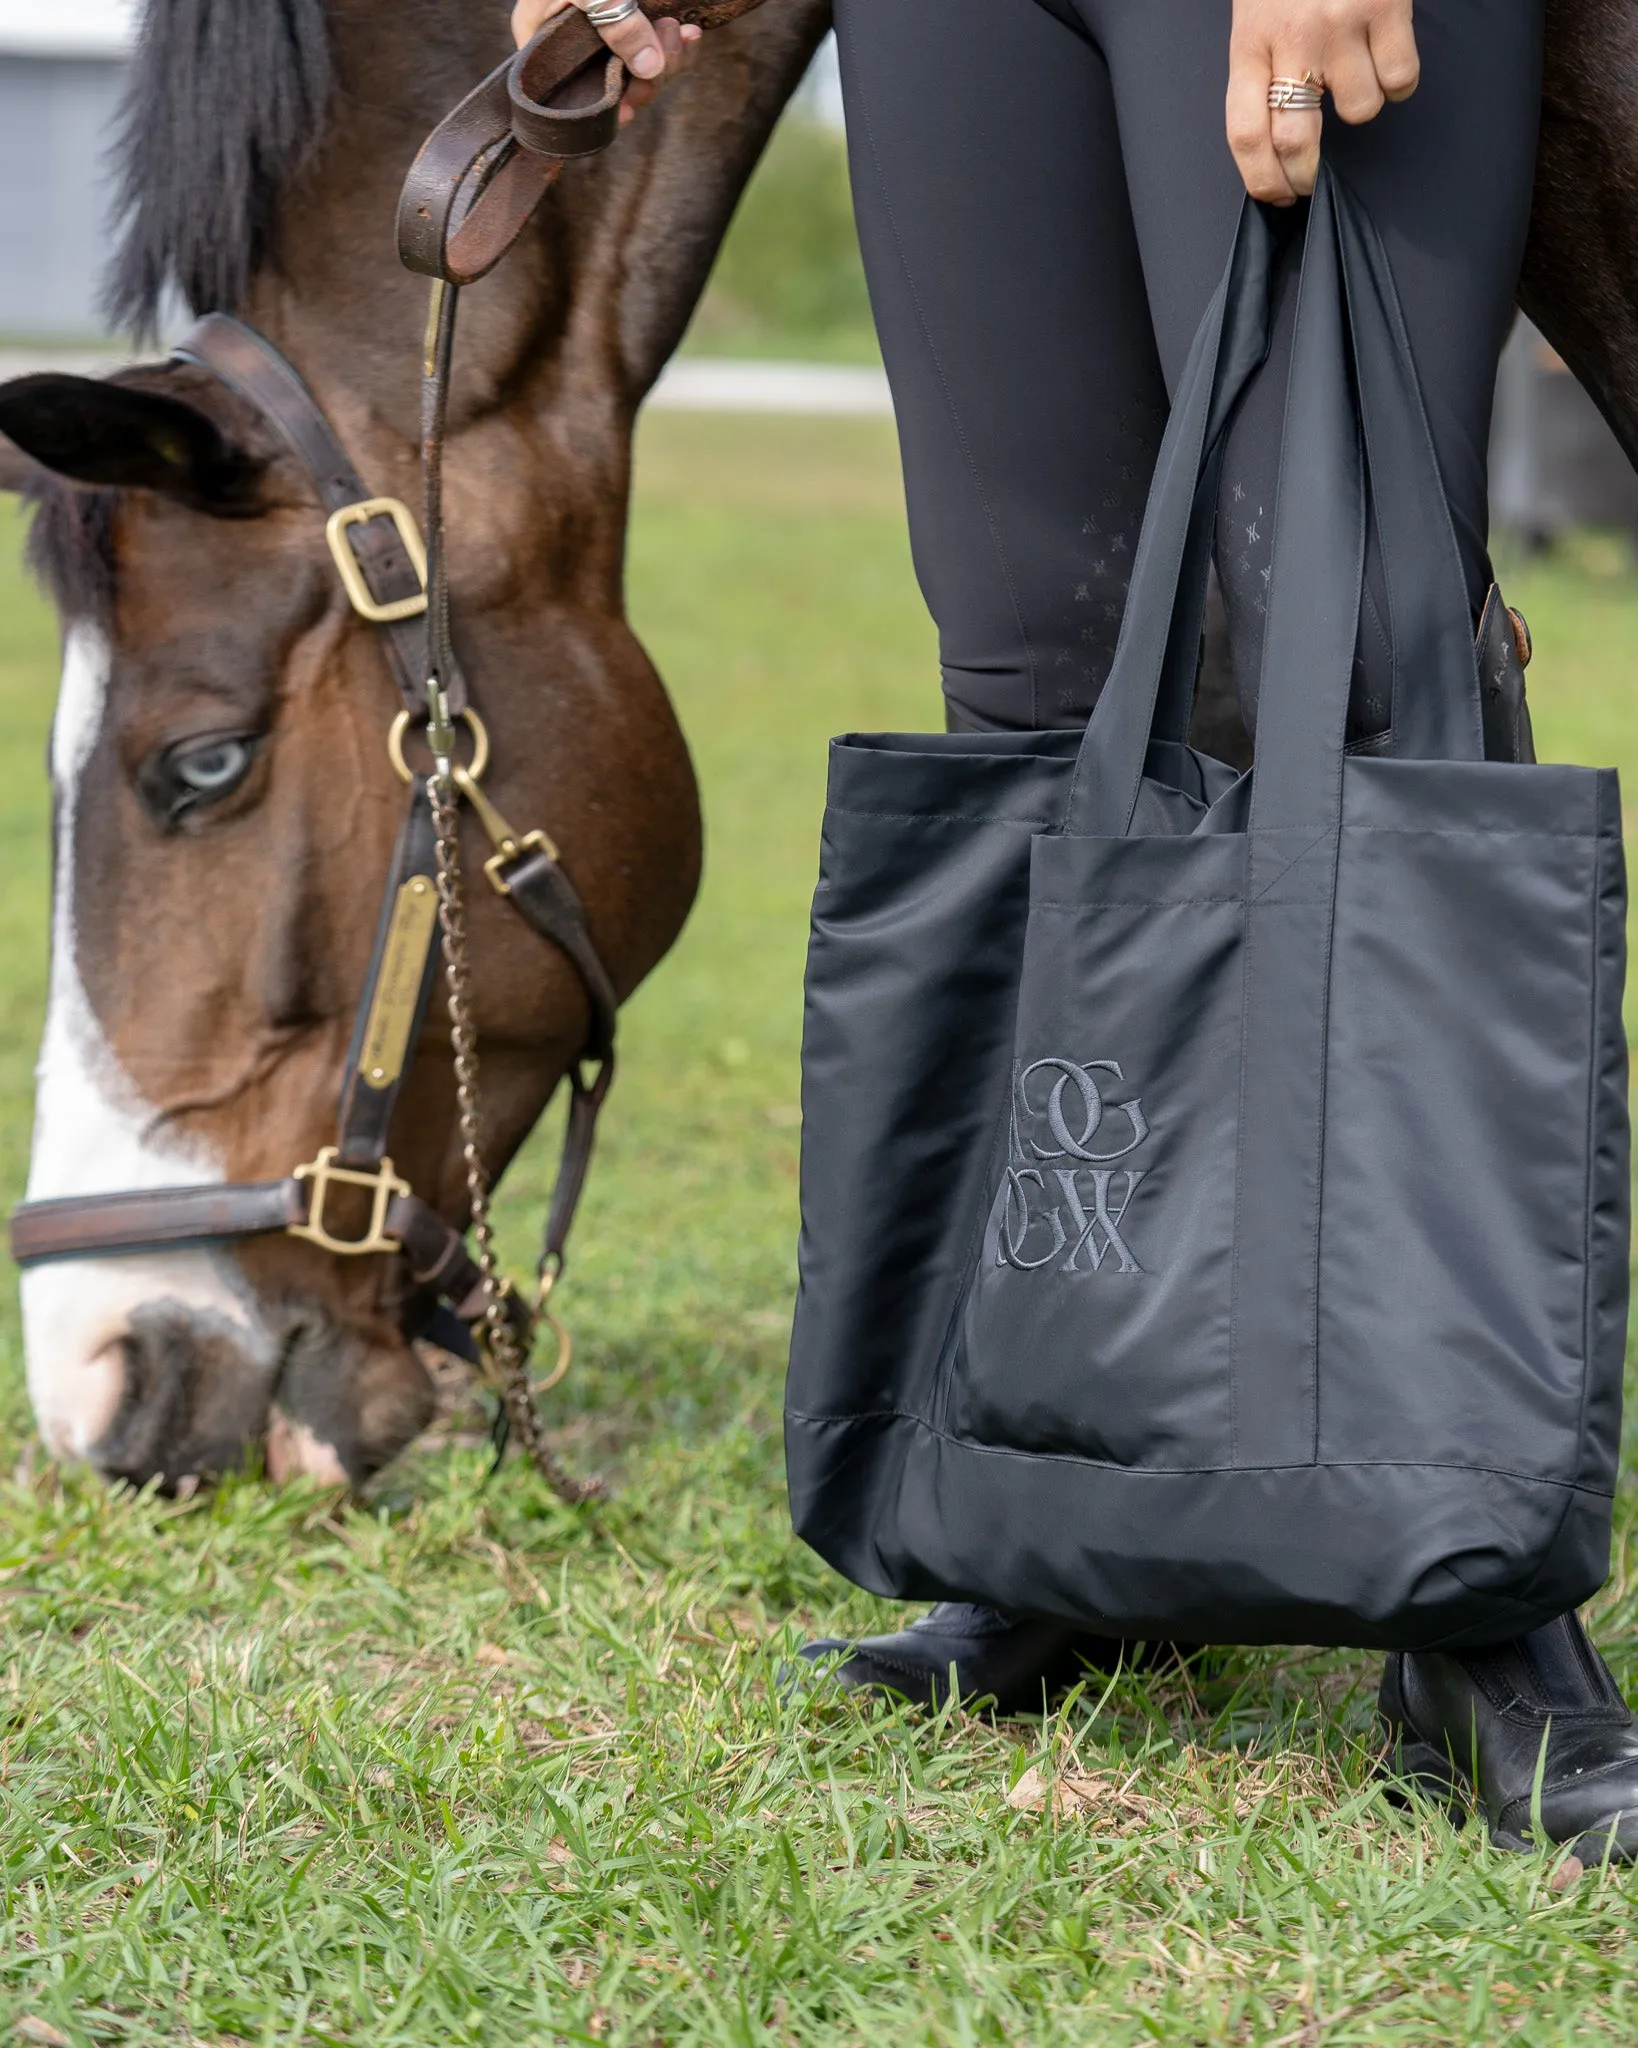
xmin=265 ymin=1409 xmax=350 ymax=1485
xmin=91 ymin=1303 xmax=278 ymax=1493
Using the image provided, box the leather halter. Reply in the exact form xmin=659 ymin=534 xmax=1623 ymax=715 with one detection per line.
xmin=9 ymin=13 xmax=630 ymax=1368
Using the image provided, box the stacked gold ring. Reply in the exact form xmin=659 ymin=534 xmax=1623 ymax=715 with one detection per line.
xmin=1268 ymin=74 xmax=1325 ymax=111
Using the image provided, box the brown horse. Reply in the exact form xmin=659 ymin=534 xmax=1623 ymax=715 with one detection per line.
xmin=1522 ymin=0 xmax=1638 ymax=464
xmin=2 ymin=0 xmax=1636 ymax=1494
xmin=0 ymin=0 xmax=827 ymax=1489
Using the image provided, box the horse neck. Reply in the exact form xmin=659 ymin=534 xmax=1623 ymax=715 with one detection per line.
xmin=224 ymin=0 xmax=829 ymax=594
xmin=238 ymin=3 xmax=606 ymax=517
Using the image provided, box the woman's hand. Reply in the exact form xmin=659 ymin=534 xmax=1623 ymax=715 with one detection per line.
xmin=511 ymin=0 xmax=702 ymax=124
xmin=1227 ymin=0 xmax=1420 ymax=203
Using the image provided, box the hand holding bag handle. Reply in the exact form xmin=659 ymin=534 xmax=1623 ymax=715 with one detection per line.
xmin=1070 ymin=167 xmax=1483 ymax=840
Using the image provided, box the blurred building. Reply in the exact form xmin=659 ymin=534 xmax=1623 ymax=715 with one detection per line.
xmin=0 ymin=9 xmax=834 ymax=343
xmin=0 ymin=0 xmax=133 ymax=338
xmin=1 ymin=3 xmax=1636 ymax=558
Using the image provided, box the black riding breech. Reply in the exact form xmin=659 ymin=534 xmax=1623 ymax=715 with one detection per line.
xmin=830 ymin=0 xmax=1545 ymax=734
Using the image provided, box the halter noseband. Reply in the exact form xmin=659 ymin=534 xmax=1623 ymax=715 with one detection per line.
xmin=9 ymin=14 xmax=628 ymax=1382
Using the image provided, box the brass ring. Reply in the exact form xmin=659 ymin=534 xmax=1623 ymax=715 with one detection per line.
xmin=388 ymin=705 xmax=490 ymax=786
xmin=534 ymin=1310 xmax=574 ymax=1394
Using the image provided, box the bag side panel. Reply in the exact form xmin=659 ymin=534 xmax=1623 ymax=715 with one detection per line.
xmin=786 ymin=740 xmax=1071 ymax=1574
xmin=1318 ymin=761 xmax=1622 ymax=1493
xmin=1577 ymin=772 xmax=1628 ymax=1494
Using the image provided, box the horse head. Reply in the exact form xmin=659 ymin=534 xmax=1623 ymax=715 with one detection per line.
xmin=0 ymin=0 xmax=830 ymax=1490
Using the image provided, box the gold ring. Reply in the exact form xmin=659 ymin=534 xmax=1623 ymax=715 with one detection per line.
xmin=388 ymin=706 xmax=490 ymax=786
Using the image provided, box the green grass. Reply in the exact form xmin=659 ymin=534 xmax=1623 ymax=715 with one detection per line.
xmin=0 ymin=425 xmax=1637 ymax=2043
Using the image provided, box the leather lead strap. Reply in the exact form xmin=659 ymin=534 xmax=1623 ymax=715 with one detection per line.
xmin=502 ymin=844 xmax=618 ymax=1062
xmin=397 ymin=11 xmax=622 ymax=286
xmin=405 ymin=12 xmax=633 ymax=1280
xmin=422 ymin=276 xmax=461 ymax=709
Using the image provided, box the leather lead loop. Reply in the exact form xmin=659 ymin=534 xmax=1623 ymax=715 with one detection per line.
xmin=397 ymin=10 xmax=624 ymax=287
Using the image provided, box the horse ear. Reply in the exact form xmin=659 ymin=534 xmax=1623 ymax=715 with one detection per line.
xmin=0 ymin=373 xmax=268 ymax=516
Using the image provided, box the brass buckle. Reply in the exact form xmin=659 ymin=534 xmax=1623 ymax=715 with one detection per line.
xmin=289 ymin=1147 xmax=409 ymax=1257
xmin=482 ymin=824 xmax=558 ymax=897
xmin=449 ymin=763 xmax=559 ymax=894
xmin=324 ymin=498 xmax=429 ymax=625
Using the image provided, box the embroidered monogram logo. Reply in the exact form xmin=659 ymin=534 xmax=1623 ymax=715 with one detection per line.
xmin=995 ymin=1057 xmax=1149 ymax=1276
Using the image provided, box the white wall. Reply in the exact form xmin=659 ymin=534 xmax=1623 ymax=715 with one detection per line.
xmin=0 ymin=54 xmax=127 ymax=336
xmin=0 ymin=0 xmax=133 ymax=58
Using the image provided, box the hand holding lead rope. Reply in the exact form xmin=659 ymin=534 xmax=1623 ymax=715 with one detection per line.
xmin=513 ymin=0 xmax=703 ymax=126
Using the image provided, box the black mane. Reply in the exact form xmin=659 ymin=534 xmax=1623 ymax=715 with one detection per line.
xmin=25 ymin=480 xmax=119 ymax=627
xmin=104 ymin=0 xmax=333 ymax=338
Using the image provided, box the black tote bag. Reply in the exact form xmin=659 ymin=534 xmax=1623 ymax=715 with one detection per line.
xmin=785 ymin=170 xmax=1630 ymax=1651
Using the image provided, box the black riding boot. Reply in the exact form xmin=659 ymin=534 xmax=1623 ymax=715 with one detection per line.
xmin=791 ymin=1603 xmax=1149 ymax=1715
xmin=1381 ymin=1611 xmax=1638 ymax=1861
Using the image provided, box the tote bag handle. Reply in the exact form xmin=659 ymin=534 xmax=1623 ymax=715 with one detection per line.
xmin=1067 ymin=166 xmax=1482 ymax=842
xmin=1065 ymin=199 xmax=1279 ymax=831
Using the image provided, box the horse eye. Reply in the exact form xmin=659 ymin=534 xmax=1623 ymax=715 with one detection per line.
xmin=170 ymin=736 xmax=255 ymax=799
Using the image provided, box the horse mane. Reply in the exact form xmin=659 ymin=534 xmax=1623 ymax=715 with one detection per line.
xmin=25 ymin=481 xmax=119 ymax=626
xmin=39 ymin=0 xmax=335 ymax=614
xmin=104 ymin=0 xmax=334 ymax=339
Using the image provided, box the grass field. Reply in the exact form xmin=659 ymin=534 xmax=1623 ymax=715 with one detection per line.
xmin=1 ymin=416 xmax=1638 ymax=2044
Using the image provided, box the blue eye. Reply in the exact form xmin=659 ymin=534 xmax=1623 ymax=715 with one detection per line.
xmin=171 ymin=736 xmax=254 ymax=798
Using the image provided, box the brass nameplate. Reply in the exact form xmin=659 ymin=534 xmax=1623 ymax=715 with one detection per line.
xmin=358 ymin=875 xmax=438 ymax=1090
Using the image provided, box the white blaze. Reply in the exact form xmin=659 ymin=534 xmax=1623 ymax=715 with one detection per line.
xmin=21 ymin=627 xmax=271 ymax=1461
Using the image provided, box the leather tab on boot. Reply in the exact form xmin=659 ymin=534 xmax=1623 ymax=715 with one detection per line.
xmin=1475 ymin=583 xmax=1537 ymax=764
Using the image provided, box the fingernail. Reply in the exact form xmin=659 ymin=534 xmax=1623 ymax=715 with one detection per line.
xmin=631 ymin=46 xmax=663 ymax=78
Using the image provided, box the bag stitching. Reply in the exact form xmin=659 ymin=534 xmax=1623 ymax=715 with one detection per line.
xmin=1573 ymin=819 xmax=1607 ymax=1488
xmin=782 ymin=1407 xmax=1614 ymax=1493
xmin=1227 ymin=897 xmax=1254 ymax=1466
xmin=822 ymin=809 xmax=1064 ymax=828
xmin=1249 ymin=828 xmax=1333 ymax=902
xmin=1029 ymin=896 xmax=1286 ymax=910
xmin=826 ymin=807 xmax=1608 ymax=843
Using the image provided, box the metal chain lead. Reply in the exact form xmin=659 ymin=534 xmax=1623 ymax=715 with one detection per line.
xmin=428 ymin=769 xmax=603 ymax=1504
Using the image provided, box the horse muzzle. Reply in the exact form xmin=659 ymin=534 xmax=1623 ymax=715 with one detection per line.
xmin=20 ymin=1250 xmax=434 ymax=1492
